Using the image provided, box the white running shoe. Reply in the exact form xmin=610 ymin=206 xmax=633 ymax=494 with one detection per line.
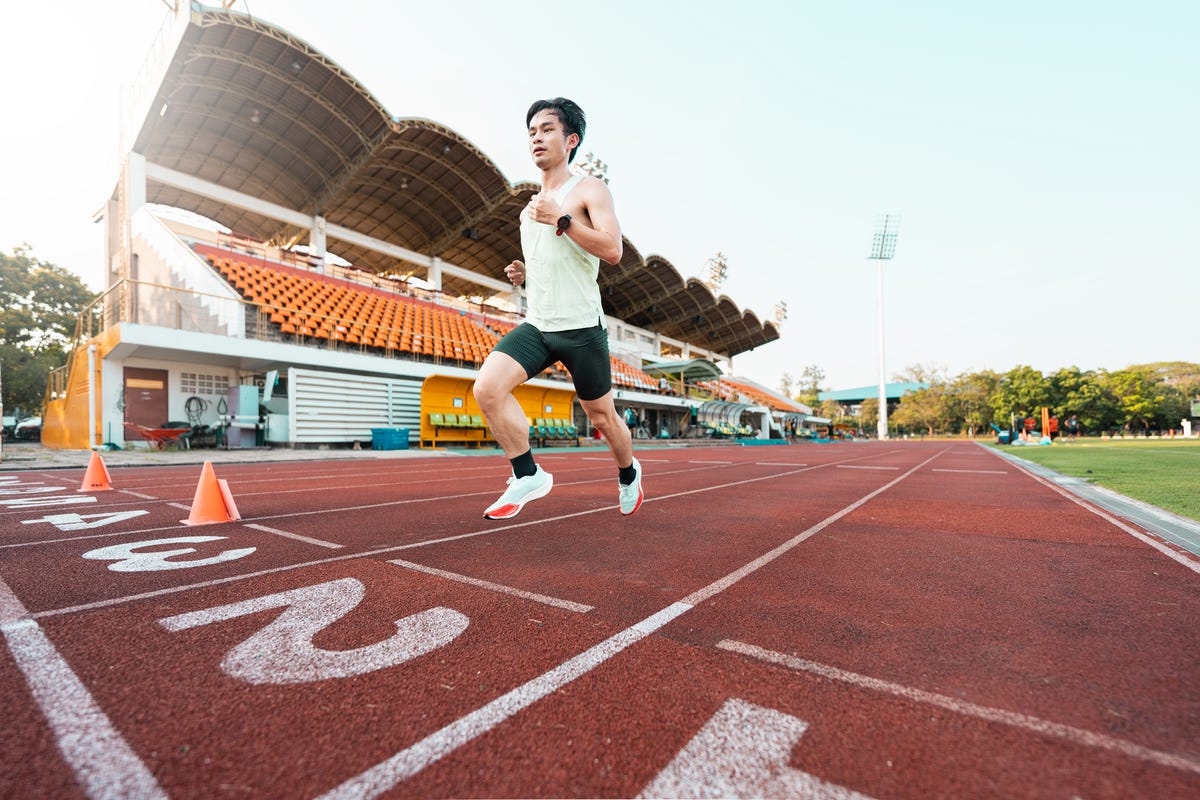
xmin=618 ymin=457 xmax=644 ymax=516
xmin=483 ymin=466 xmax=553 ymax=519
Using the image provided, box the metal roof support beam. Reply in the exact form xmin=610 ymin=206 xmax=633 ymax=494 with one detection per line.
xmin=429 ymin=257 xmax=443 ymax=292
xmin=146 ymin=160 xmax=311 ymax=228
xmin=324 ymin=224 xmax=511 ymax=295
xmin=143 ymin=160 xmax=511 ymax=294
xmin=310 ymin=215 xmax=326 ymax=275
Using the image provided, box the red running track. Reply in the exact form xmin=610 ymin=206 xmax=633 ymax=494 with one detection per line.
xmin=1 ymin=441 xmax=1198 ymax=798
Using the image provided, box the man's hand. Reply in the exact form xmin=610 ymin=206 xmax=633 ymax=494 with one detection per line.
xmin=504 ymin=259 xmax=525 ymax=286
xmin=525 ymin=192 xmax=563 ymax=226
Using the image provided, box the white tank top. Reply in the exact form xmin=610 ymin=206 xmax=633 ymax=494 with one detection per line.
xmin=519 ymin=173 xmax=606 ymax=331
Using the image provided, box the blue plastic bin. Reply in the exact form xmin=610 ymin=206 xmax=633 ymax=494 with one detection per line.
xmin=371 ymin=428 xmax=409 ymax=450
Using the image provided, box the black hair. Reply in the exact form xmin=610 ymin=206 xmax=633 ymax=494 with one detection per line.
xmin=526 ymin=97 xmax=586 ymax=163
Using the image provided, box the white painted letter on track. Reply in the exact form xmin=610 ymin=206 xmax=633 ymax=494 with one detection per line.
xmin=639 ymin=698 xmax=875 ymax=799
xmin=158 ymin=578 xmax=469 ymax=685
xmin=81 ymin=536 xmax=256 ymax=572
xmin=22 ymin=511 xmax=150 ymax=531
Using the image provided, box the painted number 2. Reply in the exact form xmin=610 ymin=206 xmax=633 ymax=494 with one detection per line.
xmin=158 ymin=578 xmax=468 ymax=684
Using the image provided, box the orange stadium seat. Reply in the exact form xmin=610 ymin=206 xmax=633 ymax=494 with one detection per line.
xmin=199 ymin=244 xmax=531 ymax=366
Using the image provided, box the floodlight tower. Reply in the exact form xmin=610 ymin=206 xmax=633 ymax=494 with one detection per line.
xmin=704 ymin=251 xmax=728 ymax=292
xmin=868 ymin=214 xmax=900 ymax=440
xmin=572 ymin=152 xmax=610 ymax=184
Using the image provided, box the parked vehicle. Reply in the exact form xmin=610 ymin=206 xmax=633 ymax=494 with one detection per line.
xmin=13 ymin=416 xmax=42 ymax=441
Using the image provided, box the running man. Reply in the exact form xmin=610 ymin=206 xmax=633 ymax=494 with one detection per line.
xmin=473 ymin=97 xmax=643 ymax=520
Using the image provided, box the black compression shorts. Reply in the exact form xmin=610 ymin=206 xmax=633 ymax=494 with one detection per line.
xmin=493 ymin=322 xmax=613 ymax=401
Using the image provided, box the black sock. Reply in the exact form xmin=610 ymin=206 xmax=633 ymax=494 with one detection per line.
xmin=618 ymin=462 xmax=637 ymax=486
xmin=511 ymin=450 xmax=537 ymax=479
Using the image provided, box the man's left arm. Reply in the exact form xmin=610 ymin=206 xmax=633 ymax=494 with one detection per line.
xmin=566 ymin=180 xmax=623 ymax=264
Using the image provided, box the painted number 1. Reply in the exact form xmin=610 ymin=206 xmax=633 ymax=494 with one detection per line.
xmin=640 ymin=699 xmax=874 ymax=799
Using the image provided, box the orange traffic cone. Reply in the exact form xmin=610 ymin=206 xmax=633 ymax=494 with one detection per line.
xmin=78 ymin=451 xmax=114 ymax=492
xmin=181 ymin=461 xmax=241 ymax=525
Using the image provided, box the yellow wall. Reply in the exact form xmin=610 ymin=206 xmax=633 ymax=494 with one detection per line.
xmin=419 ymin=375 xmax=575 ymax=447
xmin=41 ymin=328 xmax=120 ymax=450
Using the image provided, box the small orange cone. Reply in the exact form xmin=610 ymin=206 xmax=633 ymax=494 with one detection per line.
xmin=181 ymin=461 xmax=242 ymax=525
xmin=78 ymin=451 xmax=114 ymax=492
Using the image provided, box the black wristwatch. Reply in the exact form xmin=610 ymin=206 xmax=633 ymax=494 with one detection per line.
xmin=555 ymin=214 xmax=572 ymax=236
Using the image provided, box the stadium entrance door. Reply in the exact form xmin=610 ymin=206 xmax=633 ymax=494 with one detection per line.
xmin=123 ymin=367 xmax=168 ymax=441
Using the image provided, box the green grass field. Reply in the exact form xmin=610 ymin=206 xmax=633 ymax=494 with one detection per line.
xmin=991 ymin=438 xmax=1200 ymax=522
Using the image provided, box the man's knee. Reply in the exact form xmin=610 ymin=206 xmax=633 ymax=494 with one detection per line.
xmin=582 ymin=399 xmax=618 ymax=429
xmin=473 ymin=375 xmax=504 ymax=409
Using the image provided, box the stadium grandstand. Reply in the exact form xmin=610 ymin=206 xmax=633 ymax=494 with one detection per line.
xmin=41 ymin=3 xmax=819 ymax=451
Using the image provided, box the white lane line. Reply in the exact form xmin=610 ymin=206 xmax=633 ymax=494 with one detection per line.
xmin=690 ymin=460 xmax=733 ymax=465
xmin=116 ymin=465 xmax=507 ymax=494
xmin=718 ymin=639 xmax=1200 ymax=777
xmin=837 ymin=465 xmax=899 ymax=471
xmin=319 ymin=451 xmax=946 ymax=797
xmin=931 ymin=468 xmax=1007 ymax=475
xmin=317 ymin=602 xmax=693 ymax=800
xmin=388 ymin=559 xmax=592 ymax=613
xmin=755 ymin=462 xmax=808 ymax=467
xmin=0 ymin=462 xmax=736 ymax=550
xmin=31 ymin=452 xmax=901 ymax=619
xmin=683 ymin=451 xmax=946 ymax=605
xmin=982 ymin=444 xmax=1200 ymax=576
xmin=244 ymin=523 xmax=344 ymax=550
xmin=579 ymin=456 xmax=671 ymax=463
xmin=0 ymin=579 xmax=166 ymax=800
xmin=117 ymin=489 xmax=158 ymax=500
xmin=1 ymin=464 xmax=619 ymax=526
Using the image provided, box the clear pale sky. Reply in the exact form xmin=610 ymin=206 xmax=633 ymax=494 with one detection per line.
xmin=2 ymin=1 xmax=1196 ymax=392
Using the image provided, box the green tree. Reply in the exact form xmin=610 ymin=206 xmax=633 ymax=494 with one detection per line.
xmin=1049 ymin=367 xmax=1116 ymax=434
xmin=815 ymin=398 xmax=843 ymax=422
xmin=892 ymin=362 xmax=948 ymax=385
xmin=947 ymin=370 xmax=1000 ymax=437
xmin=1128 ymin=361 xmax=1200 ymax=393
xmin=1154 ymin=382 xmax=1190 ymax=432
xmin=859 ymin=396 xmax=879 ymax=434
xmin=795 ymin=364 xmax=825 ymax=407
xmin=891 ymin=384 xmax=949 ymax=437
xmin=1 ymin=245 xmax=97 ymax=415
xmin=991 ymin=365 xmax=1051 ymax=427
xmin=779 ymin=371 xmax=794 ymax=399
xmin=1107 ymin=368 xmax=1158 ymax=432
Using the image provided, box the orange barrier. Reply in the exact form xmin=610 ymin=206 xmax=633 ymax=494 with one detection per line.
xmin=182 ymin=461 xmax=242 ymax=525
xmin=77 ymin=451 xmax=113 ymax=492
